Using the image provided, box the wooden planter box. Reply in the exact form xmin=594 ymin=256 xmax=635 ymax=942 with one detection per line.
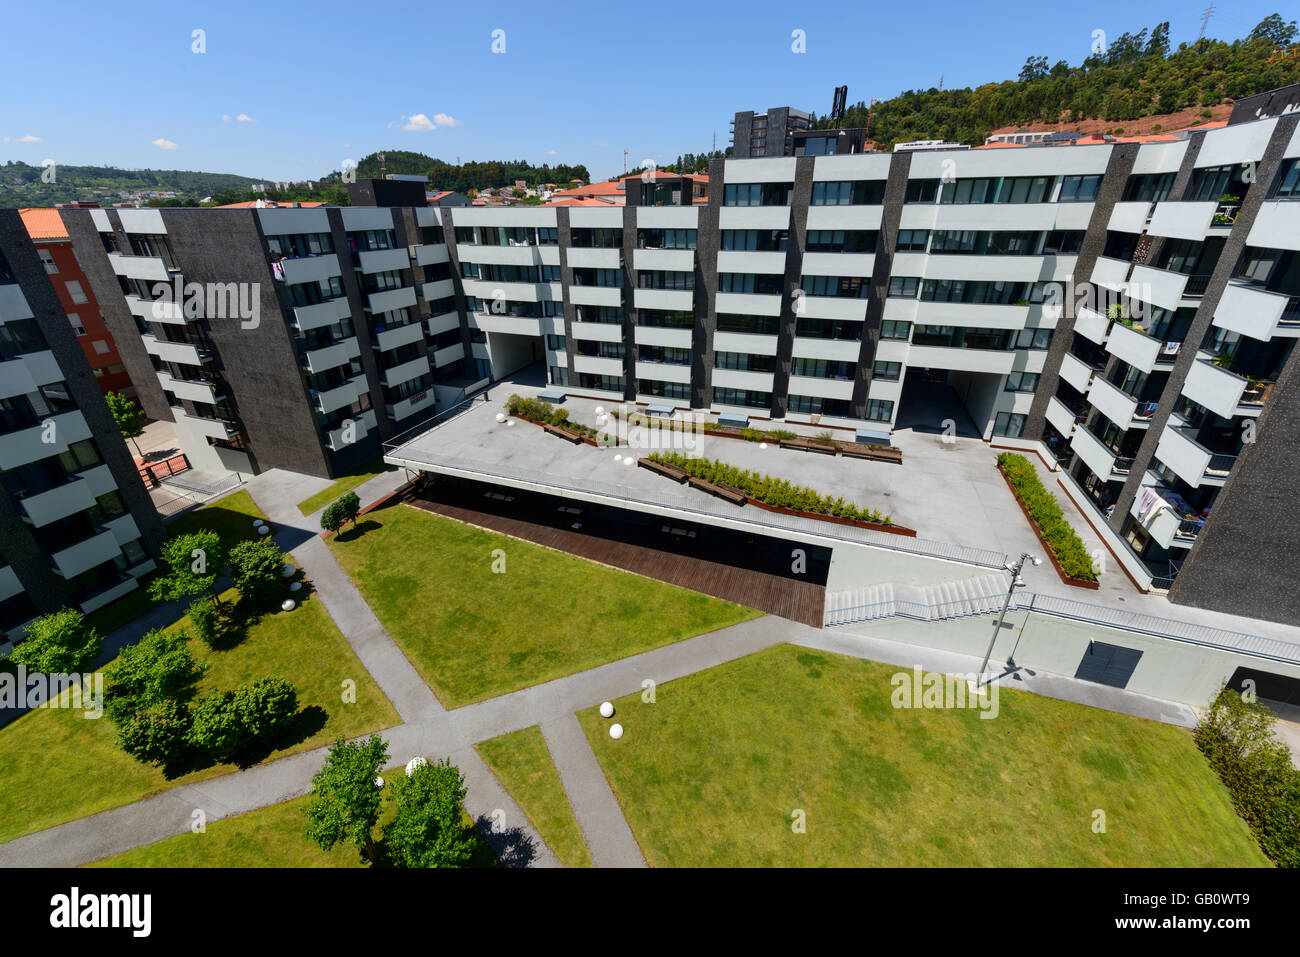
xmin=540 ymin=422 xmax=583 ymax=444
xmin=687 ymin=475 xmax=747 ymax=505
xmin=637 ymin=457 xmax=689 ymax=483
xmin=997 ymin=466 xmax=1100 ymax=590
xmin=779 ymin=437 xmax=838 ymax=455
xmin=743 ymin=498 xmax=915 ymax=536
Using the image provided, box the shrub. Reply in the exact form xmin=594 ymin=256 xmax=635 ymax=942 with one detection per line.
xmin=188 ymin=596 xmax=219 ymax=647
xmin=150 ymin=530 xmax=222 ymax=604
xmin=188 ymin=689 xmax=246 ymax=762
xmin=190 ymin=676 xmax=299 ymax=762
xmin=106 ymin=628 xmax=205 ymax=724
xmin=337 ymin=491 xmax=361 ymax=527
xmin=321 ymin=501 xmax=344 ymax=535
xmin=8 ymin=607 xmax=101 ymax=674
xmin=228 ymin=538 xmax=287 ymax=606
xmin=997 ymin=453 xmax=1097 ymax=581
xmin=117 ymin=698 xmax=193 ymax=767
xmin=814 ymin=430 xmax=834 ymax=444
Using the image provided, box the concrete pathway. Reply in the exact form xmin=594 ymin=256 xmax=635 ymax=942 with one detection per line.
xmin=541 ymin=714 xmax=645 ymax=867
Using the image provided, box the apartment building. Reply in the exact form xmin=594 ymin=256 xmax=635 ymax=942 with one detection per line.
xmin=49 ymin=100 xmax=1300 ymax=624
xmin=731 ymin=107 xmax=811 ymax=159
xmin=0 ymin=209 xmax=163 ymax=650
xmin=59 ymin=201 xmax=486 ymax=481
xmin=19 ymin=207 xmax=134 ymax=398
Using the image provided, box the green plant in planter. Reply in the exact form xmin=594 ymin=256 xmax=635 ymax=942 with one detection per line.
xmin=814 ymin=430 xmax=834 ymax=444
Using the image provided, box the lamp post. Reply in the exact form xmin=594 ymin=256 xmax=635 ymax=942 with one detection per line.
xmin=975 ymin=551 xmax=1041 ymax=687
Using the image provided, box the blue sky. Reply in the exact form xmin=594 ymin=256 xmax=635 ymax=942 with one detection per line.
xmin=0 ymin=0 xmax=1289 ymax=182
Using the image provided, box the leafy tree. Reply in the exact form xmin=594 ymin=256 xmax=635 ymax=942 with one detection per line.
xmin=235 ymin=677 xmax=298 ymax=740
xmin=227 ymin=538 xmax=285 ymax=606
xmin=149 ymin=530 xmax=222 ymax=605
xmin=1019 ymin=55 xmax=1049 ymax=82
xmin=1248 ymin=14 xmax=1298 ymax=48
xmin=105 ymin=628 xmax=205 ymax=725
xmin=304 ymin=735 xmax=389 ymax=864
xmin=116 ymin=698 xmax=193 ymax=766
xmin=385 ymin=758 xmax=478 ymax=868
xmin=338 ymin=491 xmax=361 ymax=528
xmin=189 ymin=677 xmax=297 ymax=762
xmin=105 ymin=391 xmax=147 ymax=460
xmin=8 ymin=607 xmax=102 ymax=674
xmin=321 ymin=501 xmax=344 ymax=536
xmin=188 ymin=689 xmax=245 ymax=761
xmin=188 ymin=595 xmax=219 ymax=646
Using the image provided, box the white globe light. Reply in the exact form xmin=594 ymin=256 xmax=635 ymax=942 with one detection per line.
xmin=609 ymin=723 xmax=624 ymax=740
xmin=289 ymin=581 xmax=302 ymax=592
xmin=595 ymin=406 xmax=605 ymax=416
xmin=495 ymin=412 xmax=506 ymax=423
xmin=281 ymin=563 xmax=295 ymax=578
xmin=280 ymin=599 xmax=296 ymax=611
xmin=623 ymin=456 xmax=634 ymax=466
xmin=613 ymin=454 xmax=623 ymax=463
xmin=258 ymin=525 xmax=271 ymax=535
xmin=599 ymin=701 xmax=614 ymax=718
xmin=405 ymin=755 xmax=428 ymax=777
xmin=374 ymin=776 xmax=386 ymax=788
xmin=253 ymin=519 xmax=264 ymax=528
xmin=506 ymin=419 xmax=515 ymax=427
xmin=759 ymin=442 xmax=767 ymax=450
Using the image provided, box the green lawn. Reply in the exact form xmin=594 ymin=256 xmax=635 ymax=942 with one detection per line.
xmin=297 ymin=457 xmax=391 ymax=515
xmin=0 ymin=589 xmax=399 ymax=844
xmin=89 ymin=769 xmax=497 ymax=868
xmin=476 ymin=726 xmax=592 ymax=867
xmin=327 ymin=505 xmax=760 ymax=707
xmin=577 ymin=645 xmax=1270 ymax=868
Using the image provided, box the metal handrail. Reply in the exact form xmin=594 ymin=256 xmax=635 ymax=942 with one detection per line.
xmin=382 ymin=393 xmax=487 ymax=453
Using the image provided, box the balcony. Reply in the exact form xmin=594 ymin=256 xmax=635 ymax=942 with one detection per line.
xmin=1128 ymin=483 xmax=1188 ymax=550
xmin=1045 ymin=395 xmax=1083 ymax=437
xmin=1128 ymin=263 xmax=1190 ymax=310
xmin=634 ymin=325 xmax=692 ymax=349
xmin=711 ymin=367 xmax=775 ymax=392
xmin=380 ymin=355 xmax=430 ymax=389
xmin=372 ymin=320 xmax=425 ymax=353
xmin=905 ymin=344 xmax=1016 ymax=375
xmin=279 ymin=255 xmax=343 ymax=286
xmin=386 ymin=389 xmax=436 ymax=422
xmin=141 ymin=333 xmax=205 ymax=367
xmin=1182 ymin=353 xmax=1250 ymax=418
xmin=633 ymin=361 xmax=691 ymax=384
xmin=427 ymin=310 xmax=461 ymax=337
xmin=1146 ymin=201 xmax=1219 ymax=240
xmin=1105 ymin=321 xmax=1164 ymax=374
xmin=716 ymin=250 xmax=786 ymax=274
xmin=571 ymin=354 xmax=625 ymax=377
xmin=293 ymin=297 xmax=353 ymax=333
xmin=173 ymin=407 xmax=238 ymax=441
xmin=567 ymin=247 xmax=622 ymax=270
xmin=791 ymin=337 xmax=861 ymax=363
xmin=313 ymin=376 xmax=367 ymax=415
xmin=324 ymin=409 xmax=377 ymax=452
xmin=787 ymin=374 xmax=854 ymax=401
xmin=107 ymin=251 xmax=170 ymax=283
xmin=1070 ymin=421 xmax=1129 ymax=481
xmin=421 ymin=278 xmax=456 ymax=302
xmin=301 ymin=337 xmax=361 ymax=374
xmin=797 ymin=294 xmax=869 ymax=322
xmin=413 ymin=243 xmax=450 ymax=267
xmin=1212 ymin=279 xmax=1299 ymax=341
xmin=713 ymin=331 xmax=779 ymax=356
xmin=1058 ymin=351 xmax=1103 ymax=393
xmin=471 ymin=311 xmax=542 ymax=337
xmin=366 ymin=285 xmax=417 ymax=315
xmin=1087 ymin=376 xmax=1139 ymax=431
xmin=0 ymin=283 xmax=34 ymax=323
xmin=355 ymin=247 xmax=409 ymax=274
xmin=1107 ymin=201 xmax=1153 ymax=234
xmin=433 ymin=343 xmax=465 ymax=368
xmin=124 ymin=293 xmax=185 ymax=324
xmin=1073 ymin=307 xmax=1110 ymax=345
xmin=50 ymin=528 xmax=122 ymax=579
xmin=568 ymin=284 xmax=623 ymax=308
xmin=1090 ymin=255 xmax=1131 ymax=293
xmin=633 ymin=288 xmax=694 ymax=312
xmin=156 ymin=370 xmax=219 ymax=405
xmin=1155 ymin=419 xmax=1236 ymax=487
xmin=17 ymin=468 xmax=108 ymax=527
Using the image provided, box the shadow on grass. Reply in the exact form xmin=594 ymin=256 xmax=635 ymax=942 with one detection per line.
xmin=473 ymin=813 xmax=539 ymax=869
xmin=155 ymin=704 xmax=332 ymax=778
xmin=333 ymin=520 xmax=381 ymax=544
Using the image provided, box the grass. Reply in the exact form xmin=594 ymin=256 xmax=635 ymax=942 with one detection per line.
xmin=88 ymin=768 xmax=497 ymax=868
xmin=297 ymin=456 xmax=391 ymax=516
xmin=577 ymin=645 xmax=1269 ymax=868
xmin=476 ymin=726 xmax=592 ymax=867
xmin=328 ymin=505 xmax=760 ymax=707
xmin=78 ymin=489 xmax=267 ymax=639
xmin=0 ymin=589 xmax=399 ymax=844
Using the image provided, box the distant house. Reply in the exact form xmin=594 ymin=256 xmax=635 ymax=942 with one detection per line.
xmin=426 ymin=190 xmax=471 ymax=207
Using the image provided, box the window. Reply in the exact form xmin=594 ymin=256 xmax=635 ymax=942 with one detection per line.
xmin=905 ymin=179 xmax=940 ymax=204
xmin=723 ymin=183 xmax=792 ymax=206
xmin=716 ymin=313 xmax=779 ymax=335
xmin=940 ymin=176 xmax=1052 ymax=205
xmin=1058 ymin=175 xmax=1101 ymax=202
xmin=865 ymin=399 xmax=894 ymax=422
xmin=872 ymin=361 xmax=901 ymax=380
xmin=1014 ymin=328 xmax=1053 ymax=350
xmin=39 ymin=249 xmax=57 ymax=274
xmin=67 ymin=312 xmax=86 ymax=336
xmin=1273 ymin=158 xmax=1300 ymax=199
xmin=791 ymin=357 xmax=854 ymax=379
xmin=459 ymin=262 xmax=479 ymax=279
xmin=715 ymin=351 xmax=775 ymax=373
xmin=1042 ymin=230 xmax=1085 ymax=255
xmin=810 ymin=181 xmax=885 ymax=205
xmin=640 ymin=346 xmax=690 ymax=366
xmin=802 ymin=275 xmax=868 ymax=298
xmin=895 ymin=230 xmax=929 ymax=252
xmin=787 ymin=394 xmax=852 ymax=416
xmin=888 ymin=277 xmax=919 ymax=298
xmin=545 ymin=335 xmax=566 ymax=351
xmin=993 ymin=412 xmax=1026 ymax=437
xmin=65 ymin=281 xmax=88 ymax=304
xmin=720 ymin=273 xmax=782 ymax=295
xmin=536 ymin=227 xmax=559 ymax=245
xmin=1122 ymin=172 xmax=1175 ymax=203
xmin=1005 ymin=371 xmax=1039 ymax=392
xmin=639 ymin=379 xmax=690 ymax=400
xmin=713 ymin=387 xmax=771 ymax=409
xmin=92 ymin=340 xmax=110 ymax=355
xmin=880 ymin=319 xmax=911 ymax=340
xmin=805 ymin=230 xmax=875 ymax=253
xmin=722 ymin=229 xmax=788 ymax=251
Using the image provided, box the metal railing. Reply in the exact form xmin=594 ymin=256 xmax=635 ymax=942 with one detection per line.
xmin=382 ymin=393 xmax=488 ymax=454
xmin=1206 ymin=453 xmax=1237 ymax=477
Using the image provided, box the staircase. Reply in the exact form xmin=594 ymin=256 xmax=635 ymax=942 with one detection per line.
xmin=823 ymin=573 xmax=1010 ymax=627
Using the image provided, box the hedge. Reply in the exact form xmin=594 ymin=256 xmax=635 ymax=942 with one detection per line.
xmin=996 ymin=452 xmax=1097 ymax=581
xmin=505 ymin=394 xmax=605 ymax=443
xmin=649 ymin=452 xmax=890 ymax=525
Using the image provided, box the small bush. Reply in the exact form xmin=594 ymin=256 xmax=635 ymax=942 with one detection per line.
xmin=228 ymin=538 xmax=288 ymax=606
xmin=188 ymin=596 xmax=219 ymax=647
xmin=997 ymin=452 xmax=1097 ymax=581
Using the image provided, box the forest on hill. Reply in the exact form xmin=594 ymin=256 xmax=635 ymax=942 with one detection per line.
xmin=0 ymin=161 xmax=264 ymax=209
xmin=812 ymin=14 xmax=1300 ymax=147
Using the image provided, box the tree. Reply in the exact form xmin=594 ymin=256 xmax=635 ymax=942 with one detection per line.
xmin=385 ymin=758 xmax=477 ymax=868
xmin=320 ymin=501 xmax=344 ymax=536
xmin=105 ymin=627 xmax=205 ymax=725
xmin=9 ymin=607 xmax=102 ymax=674
xmin=105 ymin=391 xmax=147 ymax=460
xmin=188 ymin=595 xmax=219 ymax=646
xmin=188 ymin=689 xmax=245 ymax=761
xmin=235 ymin=676 xmax=298 ymax=740
xmin=149 ymin=530 xmax=222 ymax=605
xmin=1018 ymin=55 xmax=1049 ymax=83
xmin=1247 ymin=14 xmax=1298 ymax=48
xmin=304 ymin=735 xmax=389 ymax=864
xmin=227 ymin=538 xmax=285 ymax=606
xmin=116 ymin=698 xmax=193 ymax=766
xmin=338 ymin=491 xmax=361 ymax=528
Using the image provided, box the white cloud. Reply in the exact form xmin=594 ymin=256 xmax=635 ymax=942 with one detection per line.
xmin=343 ymin=141 xmax=352 ymax=148
xmin=236 ymin=113 xmax=255 ymax=123
xmin=152 ymin=138 xmax=179 ymax=150
xmin=401 ymin=114 xmax=437 ymax=132
xmin=432 ymin=113 xmax=460 ymax=127
xmin=15 ymin=134 xmax=43 ymax=143
xmin=545 ymin=149 xmax=558 ymax=156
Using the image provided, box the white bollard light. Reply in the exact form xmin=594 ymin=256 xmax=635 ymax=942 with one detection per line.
xmin=495 ymin=412 xmax=506 ymax=423
xmin=599 ymin=701 xmax=614 ymax=718
xmin=609 ymin=723 xmax=624 ymax=740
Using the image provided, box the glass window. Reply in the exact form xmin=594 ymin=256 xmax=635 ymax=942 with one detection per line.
xmin=865 ymin=399 xmax=894 ymax=421
xmin=896 ymin=230 xmax=929 ymax=252
xmin=993 ymin=412 xmax=1026 ymax=437
xmin=872 ymin=361 xmax=901 ymax=380
xmin=880 ymin=319 xmax=911 ymax=340
xmin=1004 ymin=371 xmax=1039 ymax=392
xmin=888 ymin=277 xmax=919 ymax=298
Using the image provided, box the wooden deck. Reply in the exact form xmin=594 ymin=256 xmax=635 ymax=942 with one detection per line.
xmin=401 ymin=493 xmax=826 ymax=627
